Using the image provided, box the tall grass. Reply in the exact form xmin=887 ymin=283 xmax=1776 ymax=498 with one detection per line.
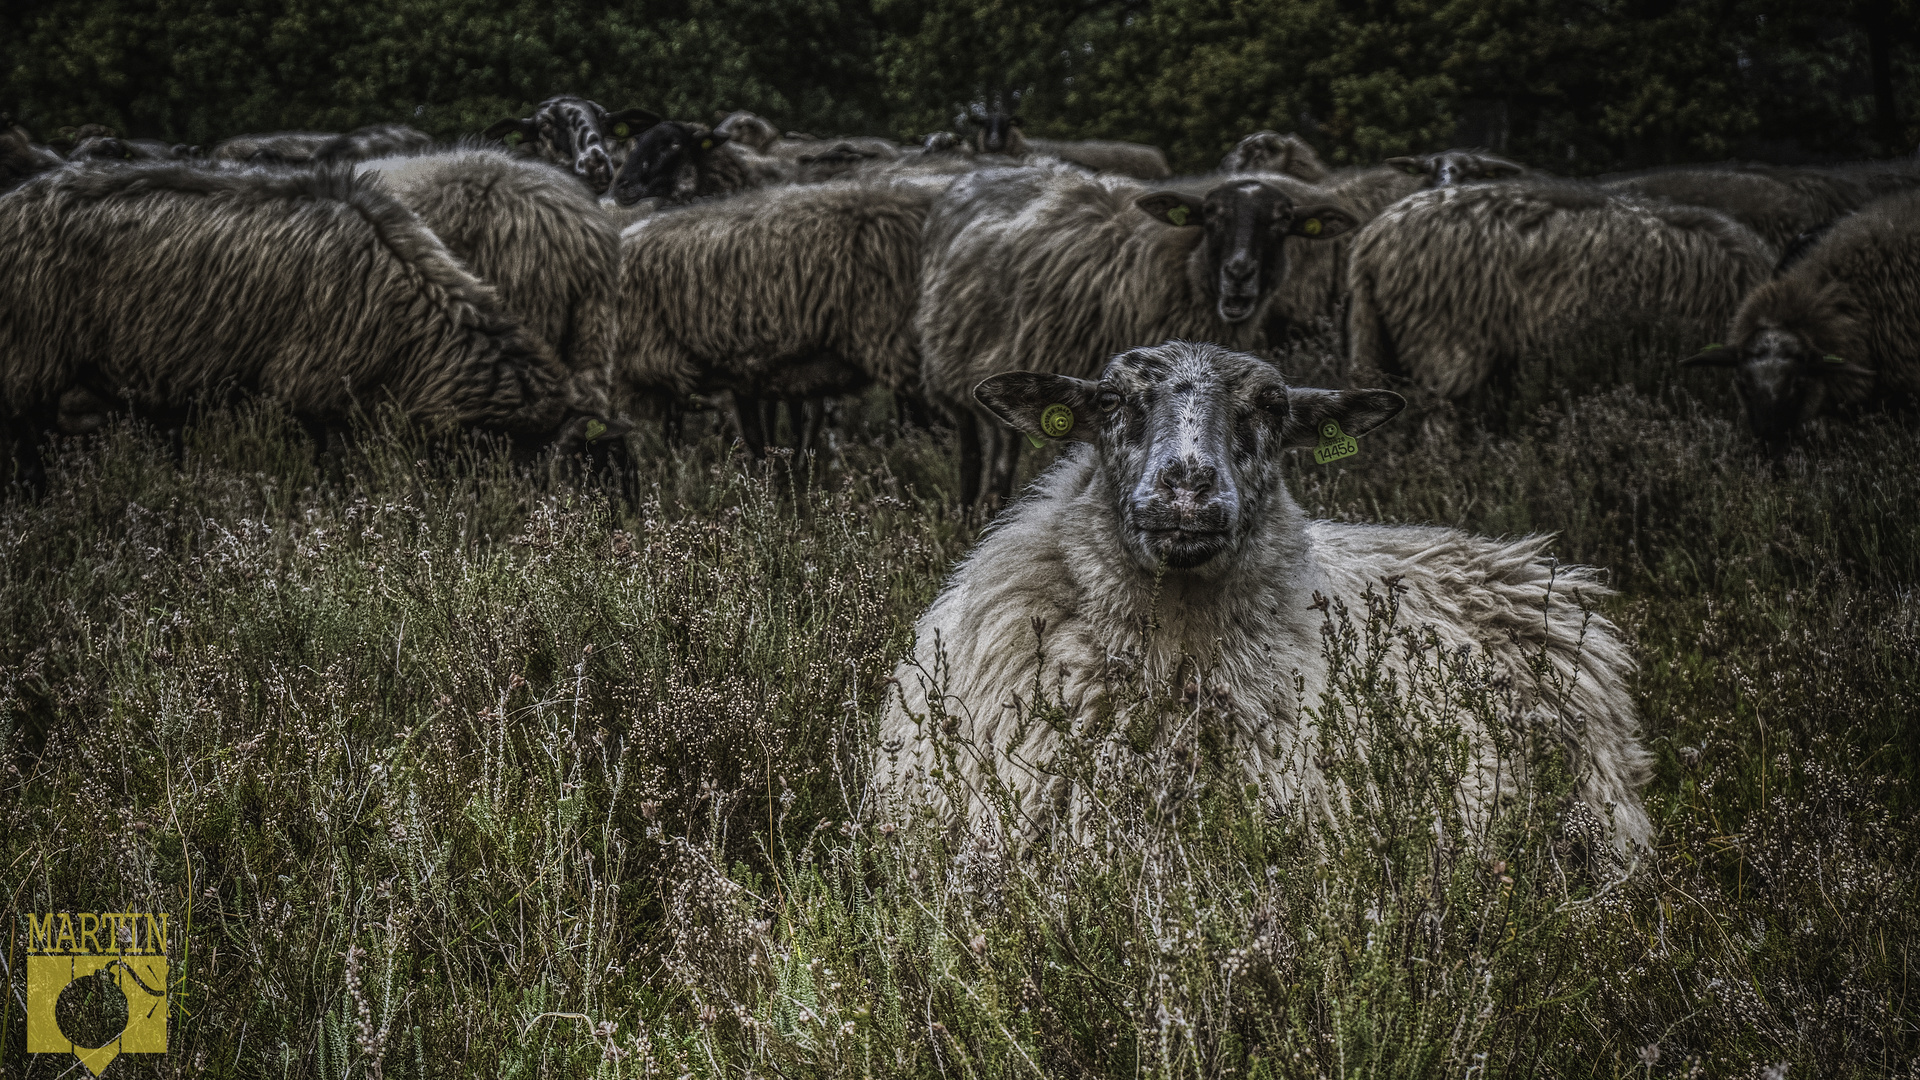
xmin=2 ymin=371 xmax=1914 ymax=1077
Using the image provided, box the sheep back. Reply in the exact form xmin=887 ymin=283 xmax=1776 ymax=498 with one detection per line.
xmin=1603 ymin=167 xmax=1835 ymax=250
xmin=359 ymin=148 xmax=622 ymax=418
xmin=0 ymin=163 xmax=566 ymax=431
xmin=1346 ymin=180 xmax=1774 ymax=397
xmin=613 ymin=174 xmax=940 ymax=406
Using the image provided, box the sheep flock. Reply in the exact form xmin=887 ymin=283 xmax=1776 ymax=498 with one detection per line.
xmin=4 ymin=99 xmax=1918 ymax=853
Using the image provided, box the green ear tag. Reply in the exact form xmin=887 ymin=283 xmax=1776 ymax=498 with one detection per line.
xmin=1040 ymin=403 xmax=1075 ymax=438
xmin=1823 ymin=354 xmax=1847 ymax=365
xmin=504 ymin=131 xmax=524 ymax=146
xmin=614 ymin=123 xmax=630 ymax=138
xmin=585 ymin=419 xmax=607 ymax=442
xmin=701 ymin=138 xmax=714 ymax=150
xmin=1312 ymin=420 xmax=1359 ymax=465
xmin=1700 ymin=342 xmax=1724 ymax=351
xmin=1302 ymin=217 xmax=1322 ymax=236
xmin=1166 ymin=205 xmax=1190 ymax=226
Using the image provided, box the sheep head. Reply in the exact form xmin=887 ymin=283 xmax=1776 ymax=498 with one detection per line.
xmin=1136 ymin=181 xmax=1357 ymax=325
xmin=612 ymin=121 xmax=730 ymax=206
xmin=975 ymin=342 xmax=1403 ymax=573
xmin=484 ymin=96 xmax=659 ymax=195
xmin=1684 ymin=280 xmax=1874 ymax=457
xmin=1383 ymin=149 xmax=1526 ymax=188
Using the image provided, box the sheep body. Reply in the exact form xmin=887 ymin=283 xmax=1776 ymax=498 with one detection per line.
xmin=612 ymin=173 xmax=945 ymax=410
xmin=1603 ymin=167 xmax=1843 ymax=250
xmin=1347 ymin=180 xmax=1775 ymax=397
xmin=210 ymin=130 xmax=337 ymax=163
xmin=1689 ymin=188 xmax=1920 ymax=447
xmin=357 ymin=147 xmax=621 ymax=420
xmin=880 ymin=343 xmax=1652 ymax=852
xmin=0 ymin=162 xmax=566 ymax=434
xmin=311 ymin=123 xmax=433 ymax=164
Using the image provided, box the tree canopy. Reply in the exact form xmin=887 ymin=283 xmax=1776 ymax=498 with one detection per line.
xmin=4 ymin=0 xmax=1914 ymax=173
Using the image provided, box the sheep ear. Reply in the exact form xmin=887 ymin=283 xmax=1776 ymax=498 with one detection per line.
xmin=1137 ymin=192 xmax=1204 ymax=227
xmin=1284 ymin=388 xmax=1405 ymax=445
xmin=1290 ymin=204 xmax=1357 ymax=239
xmin=605 ymin=108 xmax=661 ymax=140
xmin=696 ymin=129 xmax=730 ymax=153
xmin=1384 ymin=156 xmax=1426 ymax=175
xmin=1681 ymin=344 xmax=1740 ymax=367
xmin=484 ymin=118 xmax=537 ymax=145
xmin=1815 ymin=355 xmax=1875 ymax=378
xmin=1480 ymin=158 xmax=1524 ymax=177
xmin=974 ymin=371 xmax=1101 ymax=445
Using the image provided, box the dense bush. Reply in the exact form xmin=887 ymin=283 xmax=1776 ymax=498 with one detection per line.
xmin=3 ymin=0 xmax=1916 ymax=171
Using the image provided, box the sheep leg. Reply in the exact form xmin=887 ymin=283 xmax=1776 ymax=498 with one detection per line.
xmin=957 ymin=413 xmax=984 ymax=509
xmin=986 ymin=425 xmax=1021 ymax=509
xmin=730 ymin=391 xmax=770 ymax=457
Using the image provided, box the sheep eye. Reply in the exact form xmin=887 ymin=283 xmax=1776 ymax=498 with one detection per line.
xmin=1096 ymin=390 xmax=1123 ymax=413
xmin=1255 ymin=388 xmax=1288 ymax=415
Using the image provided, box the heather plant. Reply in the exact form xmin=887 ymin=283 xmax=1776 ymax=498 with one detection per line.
xmin=1 ymin=374 xmax=1915 ymax=1077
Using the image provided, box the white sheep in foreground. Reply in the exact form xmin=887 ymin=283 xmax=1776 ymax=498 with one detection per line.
xmin=877 ymin=340 xmax=1654 ymax=854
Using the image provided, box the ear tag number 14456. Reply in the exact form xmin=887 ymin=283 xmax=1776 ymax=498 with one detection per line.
xmin=1313 ymin=420 xmax=1359 ymax=464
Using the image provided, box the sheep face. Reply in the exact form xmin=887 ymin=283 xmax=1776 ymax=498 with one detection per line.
xmin=714 ymin=111 xmax=781 ymax=153
xmin=1685 ymin=323 xmax=1873 ymax=455
xmin=611 ymin=122 xmax=731 ymax=205
xmin=974 ymin=342 xmax=1404 ymax=574
xmin=485 ymin=97 xmax=658 ymax=194
xmin=1136 ymin=182 xmax=1358 ymax=325
xmin=1383 ymin=149 xmax=1525 ymax=188
xmin=972 ymin=111 xmax=1025 ymax=154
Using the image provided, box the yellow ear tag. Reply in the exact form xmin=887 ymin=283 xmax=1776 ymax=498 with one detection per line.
xmin=701 ymin=139 xmax=714 ymax=150
xmin=585 ymin=419 xmax=608 ymax=442
xmin=1040 ymin=403 xmax=1075 ymax=438
xmin=1302 ymin=217 xmax=1322 ymax=236
xmin=504 ymin=131 xmax=524 ymax=146
xmin=1166 ymin=205 xmax=1190 ymax=226
xmin=614 ymin=123 xmax=630 ymax=138
xmin=1822 ymin=354 xmax=1847 ymax=364
xmin=1312 ymin=420 xmax=1359 ymax=465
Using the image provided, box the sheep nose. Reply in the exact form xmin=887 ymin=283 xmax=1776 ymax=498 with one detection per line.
xmin=1158 ymin=460 xmax=1217 ymax=500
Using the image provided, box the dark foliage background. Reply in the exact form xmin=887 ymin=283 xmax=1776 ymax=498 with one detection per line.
xmin=3 ymin=0 xmax=1914 ymax=173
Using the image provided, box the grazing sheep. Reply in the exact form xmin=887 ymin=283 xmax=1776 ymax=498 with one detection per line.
xmin=1220 ymin=130 xmax=1330 ymax=181
xmin=309 ymin=123 xmax=433 ymax=164
xmin=713 ymin=110 xmax=906 ymax=178
xmin=1346 ymin=180 xmax=1775 ymax=400
xmin=877 ymin=341 xmax=1653 ymax=854
xmin=355 ymin=147 xmax=624 ymax=435
xmin=68 ymin=136 xmax=197 ymax=162
xmin=210 ymin=131 xmax=338 ymax=164
xmin=610 ymin=121 xmax=792 ymax=206
xmin=1603 ymin=167 xmax=1840 ymax=251
xmin=917 ymin=164 xmax=1358 ymax=507
xmin=1683 ymin=188 xmax=1920 ymax=454
xmin=484 ymin=96 xmax=661 ymax=195
xmin=613 ymin=173 xmax=945 ymax=452
xmin=966 ymin=109 xmax=1172 ymax=180
xmin=1 ymin=127 xmax=64 ymax=191
xmin=0 ymin=162 xmax=569 ymax=481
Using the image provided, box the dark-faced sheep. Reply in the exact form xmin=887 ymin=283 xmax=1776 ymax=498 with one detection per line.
xmin=917 ymin=164 xmax=1358 ymax=507
xmin=1346 ymin=179 xmax=1775 ymax=401
xmin=1683 ymin=189 xmax=1920 ymax=454
xmin=877 ymin=340 xmax=1653 ymax=853
xmin=610 ymin=121 xmax=792 ymax=206
xmin=485 ymin=96 xmax=661 ymax=195
xmin=355 ymin=147 xmax=626 ymax=451
xmin=612 ymin=173 xmax=946 ymax=453
xmin=966 ymin=109 xmax=1172 ymax=180
xmin=0 ymin=163 xmax=569 ymax=482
